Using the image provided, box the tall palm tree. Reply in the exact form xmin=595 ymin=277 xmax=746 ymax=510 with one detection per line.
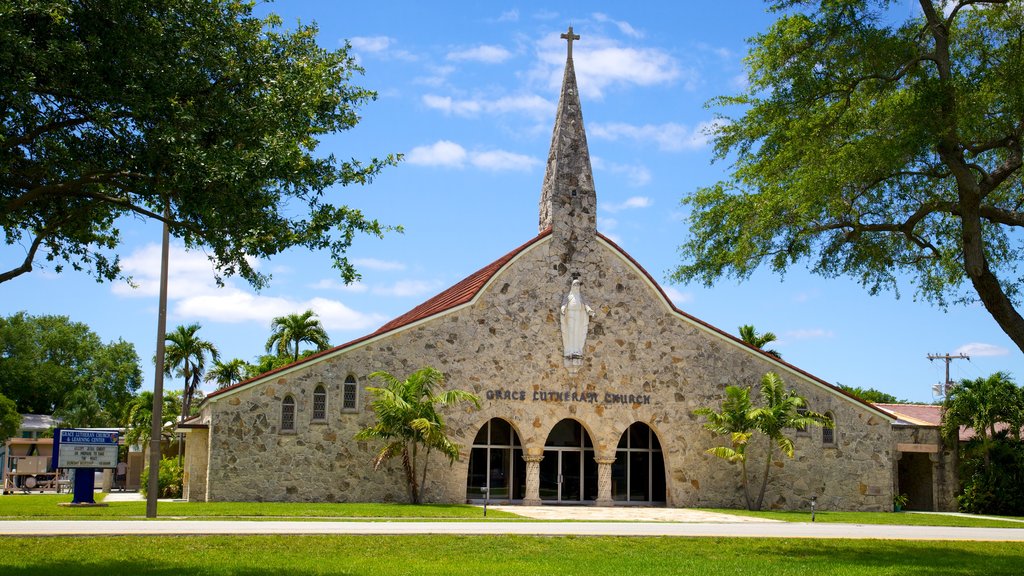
xmin=696 ymin=372 xmax=829 ymax=510
xmin=123 ymin=390 xmax=182 ymax=447
xmin=354 ymin=367 xmax=480 ymax=504
xmin=204 ymin=358 xmax=250 ymax=389
xmin=164 ymin=323 xmax=219 ymax=420
xmin=738 ymin=324 xmax=782 ymax=359
xmin=265 ymin=310 xmax=331 ymax=363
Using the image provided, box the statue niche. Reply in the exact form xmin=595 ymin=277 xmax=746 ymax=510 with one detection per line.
xmin=560 ymin=279 xmax=595 ymax=362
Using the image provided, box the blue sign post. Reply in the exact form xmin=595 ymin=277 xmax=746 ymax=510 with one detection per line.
xmin=52 ymin=429 xmax=120 ymax=505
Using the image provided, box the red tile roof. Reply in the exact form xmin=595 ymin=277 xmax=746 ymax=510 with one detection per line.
xmin=204 ymin=230 xmax=894 ymax=420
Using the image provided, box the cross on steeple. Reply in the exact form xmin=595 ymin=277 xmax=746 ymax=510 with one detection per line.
xmin=560 ymin=26 xmax=580 ymax=59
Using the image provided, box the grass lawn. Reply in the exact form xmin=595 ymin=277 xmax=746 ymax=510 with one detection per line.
xmin=0 ymin=535 xmax=1021 ymax=575
xmin=0 ymin=494 xmax=521 ymax=520
xmin=698 ymin=508 xmax=1024 ymax=529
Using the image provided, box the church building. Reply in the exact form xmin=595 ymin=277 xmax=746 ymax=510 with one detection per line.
xmin=180 ymin=28 xmax=900 ymax=511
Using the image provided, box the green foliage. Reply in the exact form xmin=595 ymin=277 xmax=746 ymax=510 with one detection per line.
xmin=355 ymin=367 xmax=480 ymax=504
xmin=0 ymin=392 xmax=20 ymax=443
xmin=738 ymin=324 xmax=781 ymax=358
xmin=139 ymin=457 xmax=183 ymax=499
xmin=265 ymin=310 xmax=331 ymax=363
xmin=123 ymin=390 xmax=182 ymax=448
xmin=695 ymin=372 xmax=830 ymax=510
xmin=675 ymin=1 xmax=1024 ymax=353
xmin=1 ymin=0 xmax=399 ymax=287
xmin=204 ymin=358 xmax=251 ymax=390
xmin=0 ymin=312 xmax=141 ymax=421
xmin=838 ymin=385 xmax=903 ymax=404
xmin=163 ymin=324 xmax=218 ymax=420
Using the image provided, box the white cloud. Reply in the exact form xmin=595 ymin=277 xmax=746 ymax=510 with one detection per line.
xmin=786 ymin=328 xmax=835 ymax=341
xmin=590 ymin=157 xmax=651 ymax=188
xmin=496 ymin=9 xmax=519 ymax=22
xmin=532 ymin=32 xmax=688 ymax=98
xmin=349 ymin=36 xmax=392 ymax=52
xmin=112 ymin=244 xmax=386 ymax=331
xmin=406 ymin=140 xmax=468 ymax=168
xmin=603 ymin=196 xmax=652 ymax=213
xmin=422 ymin=94 xmax=553 ymax=119
xmin=373 ymin=279 xmax=444 ymax=298
xmin=352 ymin=258 xmax=406 ymax=272
xmin=955 ymin=342 xmax=1009 ymax=357
xmin=590 ymin=119 xmax=725 ymax=151
xmin=407 ymin=140 xmax=538 ymax=172
xmin=471 ymin=150 xmax=539 ymax=171
xmin=592 ymin=13 xmax=644 ymax=39
xmin=308 ymin=278 xmax=369 ymax=293
xmin=597 ymin=216 xmax=618 ymax=231
xmin=663 ymin=286 xmax=693 ymax=306
xmin=447 ymin=44 xmax=513 ymax=64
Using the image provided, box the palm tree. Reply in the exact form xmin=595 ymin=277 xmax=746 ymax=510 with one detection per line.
xmin=696 ymin=372 xmax=829 ymax=510
xmin=265 ymin=310 xmax=331 ymax=363
xmin=694 ymin=385 xmax=757 ymax=510
xmin=738 ymin=324 xmax=782 ymax=359
xmin=354 ymin=367 xmax=480 ymax=504
xmin=942 ymin=371 xmax=1022 ymax=466
xmin=164 ymin=323 xmax=219 ymax=420
xmin=123 ymin=390 xmax=182 ymax=448
xmin=204 ymin=358 xmax=250 ymax=389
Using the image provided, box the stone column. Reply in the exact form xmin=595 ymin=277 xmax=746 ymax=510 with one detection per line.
xmin=521 ymin=454 xmax=544 ymax=506
xmin=595 ymin=457 xmax=616 ymax=506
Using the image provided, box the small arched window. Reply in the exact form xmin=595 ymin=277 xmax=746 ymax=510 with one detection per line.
xmin=312 ymin=385 xmax=327 ymax=421
xmin=343 ymin=375 xmax=357 ymax=410
xmin=281 ymin=396 xmax=296 ymax=432
xmin=822 ymin=411 xmax=835 ymax=446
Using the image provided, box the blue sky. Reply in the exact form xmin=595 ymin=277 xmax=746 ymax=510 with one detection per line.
xmin=2 ymin=1 xmax=1019 ymax=403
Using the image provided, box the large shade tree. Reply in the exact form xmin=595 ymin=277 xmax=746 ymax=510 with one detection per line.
xmin=696 ymin=372 xmax=830 ymax=510
xmin=1 ymin=0 xmax=398 ymax=287
xmin=674 ymin=1 xmax=1024 ymax=354
xmin=265 ymin=310 xmax=331 ymax=363
xmin=0 ymin=392 xmax=19 ymax=444
xmin=0 ymin=312 xmax=141 ymax=421
xmin=163 ymin=323 xmax=218 ymax=420
xmin=355 ymin=367 xmax=480 ymax=504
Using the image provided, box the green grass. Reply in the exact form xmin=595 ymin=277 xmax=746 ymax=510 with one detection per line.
xmin=699 ymin=508 xmax=1024 ymax=529
xmin=0 ymin=494 xmax=521 ymax=520
xmin=0 ymin=535 xmax=1021 ymax=575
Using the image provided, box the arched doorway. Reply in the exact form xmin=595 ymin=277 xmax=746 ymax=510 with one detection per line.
xmin=612 ymin=422 xmax=666 ymax=503
xmin=466 ymin=418 xmax=525 ymax=502
xmin=540 ymin=419 xmax=598 ymax=502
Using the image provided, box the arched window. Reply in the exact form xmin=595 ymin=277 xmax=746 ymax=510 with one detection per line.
xmin=281 ymin=396 xmax=296 ymax=432
xmin=342 ymin=375 xmax=357 ymax=410
xmin=822 ymin=411 xmax=836 ymax=446
xmin=612 ymin=422 xmax=666 ymax=503
xmin=312 ymin=385 xmax=327 ymax=421
xmin=466 ymin=418 xmax=525 ymax=501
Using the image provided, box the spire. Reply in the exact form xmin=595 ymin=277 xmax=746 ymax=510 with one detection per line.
xmin=538 ymin=26 xmax=596 ymax=249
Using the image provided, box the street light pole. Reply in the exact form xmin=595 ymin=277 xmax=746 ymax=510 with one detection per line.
xmin=146 ymin=200 xmax=171 ymax=518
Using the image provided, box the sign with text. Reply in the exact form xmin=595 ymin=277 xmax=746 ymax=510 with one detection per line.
xmin=55 ymin=429 xmax=119 ymax=469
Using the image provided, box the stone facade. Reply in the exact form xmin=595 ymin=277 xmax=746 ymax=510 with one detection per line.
xmin=181 ymin=27 xmax=895 ymax=511
xmin=184 ymin=233 xmax=894 ymax=510
xmin=892 ymin=424 xmax=958 ymax=511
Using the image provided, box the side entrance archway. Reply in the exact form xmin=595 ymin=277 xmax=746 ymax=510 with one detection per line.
xmin=540 ymin=419 xmax=598 ymax=502
xmin=612 ymin=422 xmax=666 ymax=503
xmin=466 ymin=418 xmax=525 ymax=502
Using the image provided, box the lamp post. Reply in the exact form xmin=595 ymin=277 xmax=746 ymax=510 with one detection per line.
xmin=811 ymin=495 xmax=817 ymax=522
xmin=146 ymin=200 xmax=170 ymax=519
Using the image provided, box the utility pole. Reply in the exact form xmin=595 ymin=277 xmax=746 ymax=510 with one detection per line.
xmin=927 ymin=353 xmax=970 ymax=398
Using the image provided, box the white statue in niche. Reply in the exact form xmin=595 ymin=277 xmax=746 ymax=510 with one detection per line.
xmin=560 ymin=279 xmax=595 ymax=359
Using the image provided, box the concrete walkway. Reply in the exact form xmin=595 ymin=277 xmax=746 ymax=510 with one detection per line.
xmin=2 ymin=519 xmax=1023 ymax=540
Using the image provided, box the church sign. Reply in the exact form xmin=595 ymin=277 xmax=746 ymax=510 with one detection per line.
xmin=53 ymin=429 xmax=120 ymax=469
xmin=484 ymin=388 xmax=651 ymax=405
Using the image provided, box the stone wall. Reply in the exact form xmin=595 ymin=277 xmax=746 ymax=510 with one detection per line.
xmin=892 ymin=425 xmax=958 ymax=511
xmin=193 ymin=235 xmax=893 ymax=510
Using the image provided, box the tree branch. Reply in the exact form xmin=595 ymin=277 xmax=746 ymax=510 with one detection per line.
xmin=945 ymin=0 xmax=1009 ymax=28
xmin=0 ymin=229 xmax=47 ymax=283
xmin=2 ymin=171 xmax=149 ymax=214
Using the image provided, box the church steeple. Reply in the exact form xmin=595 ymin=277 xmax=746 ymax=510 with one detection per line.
xmin=539 ymin=26 xmax=596 ymax=252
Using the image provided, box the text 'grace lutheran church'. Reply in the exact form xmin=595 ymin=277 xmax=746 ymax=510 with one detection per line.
xmin=179 ymin=28 xmax=954 ymax=512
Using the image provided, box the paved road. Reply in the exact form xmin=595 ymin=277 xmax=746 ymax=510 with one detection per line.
xmin=3 ymin=520 xmax=1023 ymax=541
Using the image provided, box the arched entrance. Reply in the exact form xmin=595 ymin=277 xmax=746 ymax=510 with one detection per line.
xmin=540 ymin=419 xmax=598 ymax=502
xmin=612 ymin=422 xmax=666 ymax=503
xmin=466 ymin=418 xmax=525 ymax=502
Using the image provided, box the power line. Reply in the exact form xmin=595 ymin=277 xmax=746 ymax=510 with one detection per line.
xmin=927 ymin=353 xmax=970 ymax=400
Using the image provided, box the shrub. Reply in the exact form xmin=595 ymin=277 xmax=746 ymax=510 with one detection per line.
xmin=140 ymin=458 xmax=183 ymax=499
